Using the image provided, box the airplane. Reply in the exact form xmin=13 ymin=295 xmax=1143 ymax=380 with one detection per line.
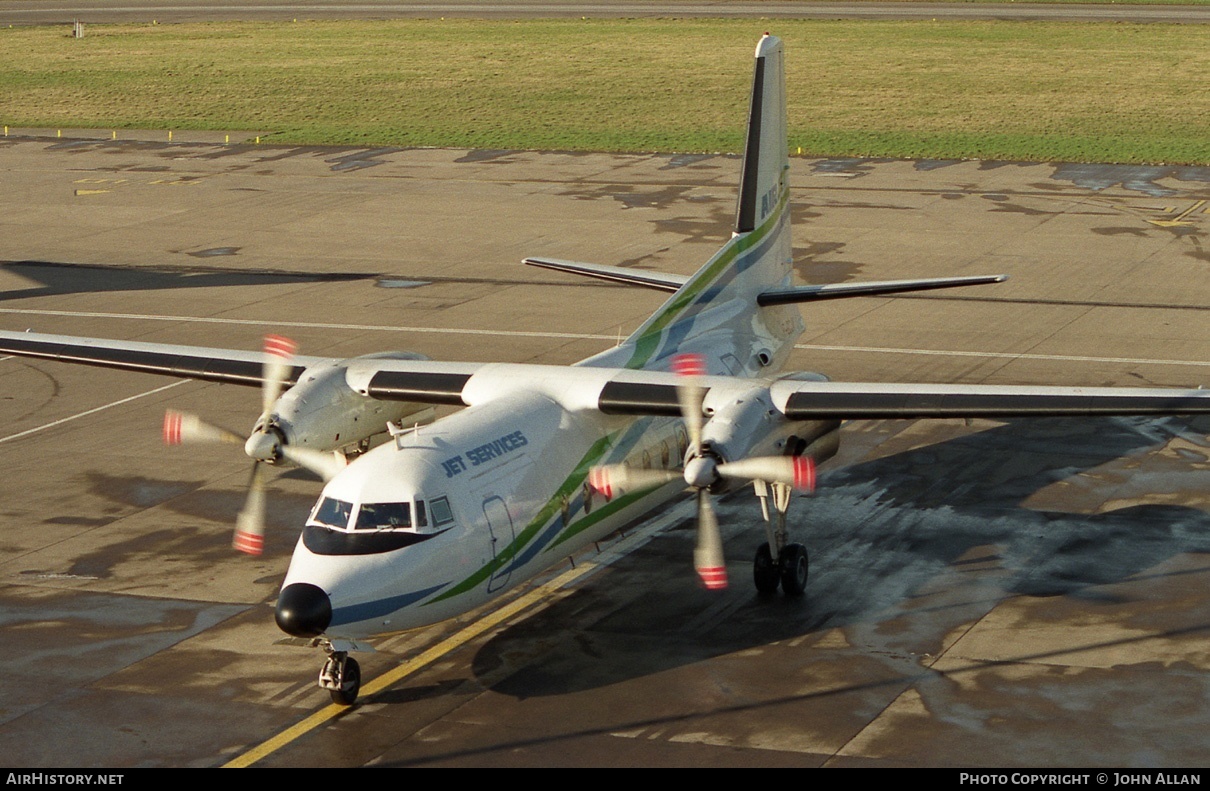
xmin=4 ymin=34 xmax=1210 ymax=707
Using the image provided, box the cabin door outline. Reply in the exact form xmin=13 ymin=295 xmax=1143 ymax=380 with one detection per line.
xmin=483 ymin=495 xmax=516 ymax=592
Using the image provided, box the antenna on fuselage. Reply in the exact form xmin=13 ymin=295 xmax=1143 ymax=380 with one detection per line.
xmin=386 ymin=420 xmax=423 ymax=450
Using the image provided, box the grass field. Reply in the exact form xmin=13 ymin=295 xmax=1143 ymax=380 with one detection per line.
xmin=2 ymin=18 xmax=1208 ymax=163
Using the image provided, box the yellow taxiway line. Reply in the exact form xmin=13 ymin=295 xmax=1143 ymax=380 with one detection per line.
xmin=222 ymin=499 xmax=690 ymax=768
xmin=222 ymin=570 xmax=587 ymax=767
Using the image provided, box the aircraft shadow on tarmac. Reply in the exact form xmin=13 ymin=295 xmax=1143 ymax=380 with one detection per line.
xmin=47 ymin=391 xmax=1210 ymax=718
xmin=0 ymin=260 xmax=375 ymax=301
xmin=456 ymin=414 xmax=1210 ymax=701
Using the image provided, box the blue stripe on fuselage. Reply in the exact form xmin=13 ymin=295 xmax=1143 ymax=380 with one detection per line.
xmin=330 ymin=581 xmax=448 ymax=626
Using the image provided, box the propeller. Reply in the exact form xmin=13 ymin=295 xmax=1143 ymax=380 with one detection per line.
xmin=163 ymin=334 xmax=300 ymax=556
xmin=590 ymin=352 xmax=816 ymax=590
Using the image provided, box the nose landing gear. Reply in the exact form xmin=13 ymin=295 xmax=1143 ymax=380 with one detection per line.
xmin=319 ymin=647 xmax=362 ymax=706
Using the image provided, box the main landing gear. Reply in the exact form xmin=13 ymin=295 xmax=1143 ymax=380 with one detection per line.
xmin=752 ymin=480 xmax=809 ymax=596
xmin=319 ymin=647 xmax=361 ymax=706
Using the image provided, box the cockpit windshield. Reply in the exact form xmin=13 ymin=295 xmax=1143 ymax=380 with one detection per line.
xmin=311 ymin=497 xmax=353 ymax=529
xmin=354 ymin=502 xmax=412 ymax=531
xmin=307 ymin=493 xmax=451 ymax=536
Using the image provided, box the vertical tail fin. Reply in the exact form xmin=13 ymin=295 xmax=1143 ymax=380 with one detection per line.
xmin=736 ymin=35 xmax=789 ymax=236
xmin=600 ymin=35 xmax=800 ymax=373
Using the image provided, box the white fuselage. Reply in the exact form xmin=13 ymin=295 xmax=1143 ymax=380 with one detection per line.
xmin=279 ymin=370 xmax=826 ymax=640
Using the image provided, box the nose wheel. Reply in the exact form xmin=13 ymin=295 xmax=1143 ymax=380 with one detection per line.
xmin=319 ymin=651 xmax=361 ymax=706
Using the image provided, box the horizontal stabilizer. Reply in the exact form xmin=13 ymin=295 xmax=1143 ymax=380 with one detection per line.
xmin=757 ymin=274 xmax=1008 ymax=306
xmin=523 ymin=257 xmax=687 ymax=293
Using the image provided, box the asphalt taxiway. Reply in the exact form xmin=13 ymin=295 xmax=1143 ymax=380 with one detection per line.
xmin=1 ymin=135 xmax=1208 ymax=766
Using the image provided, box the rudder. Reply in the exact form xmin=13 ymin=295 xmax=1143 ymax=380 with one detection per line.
xmin=735 ymin=35 xmax=789 ymax=236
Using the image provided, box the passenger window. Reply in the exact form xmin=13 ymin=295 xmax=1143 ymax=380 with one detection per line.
xmin=430 ymin=496 xmax=454 ymax=526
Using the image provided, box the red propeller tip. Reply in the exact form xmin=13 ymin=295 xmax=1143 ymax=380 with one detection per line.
xmin=697 ymin=567 xmax=728 ymax=590
xmin=162 ymin=411 xmax=182 ymax=446
xmin=263 ymin=334 xmax=297 ymax=359
xmin=233 ymin=530 xmax=264 ymax=556
xmin=793 ymin=456 xmax=816 ymax=492
xmin=671 ymin=353 xmax=706 ymax=378
xmin=587 ymin=468 xmax=612 ymax=499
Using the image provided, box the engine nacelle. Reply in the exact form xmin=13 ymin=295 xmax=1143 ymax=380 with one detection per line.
xmin=697 ymin=378 xmax=841 ymax=492
xmin=254 ymin=353 xmax=434 ymax=461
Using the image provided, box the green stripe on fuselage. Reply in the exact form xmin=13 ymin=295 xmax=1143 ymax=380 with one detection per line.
xmin=625 ymin=183 xmax=788 ymax=370
xmin=428 ymin=432 xmax=618 ymax=604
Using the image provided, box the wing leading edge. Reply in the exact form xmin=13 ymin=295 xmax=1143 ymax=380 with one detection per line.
xmin=0 ymin=330 xmax=485 ymax=397
xmin=0 ymin=330 xmax=312 ymax=387
xmin=4 ymin=330 xmax=1208 ymax=420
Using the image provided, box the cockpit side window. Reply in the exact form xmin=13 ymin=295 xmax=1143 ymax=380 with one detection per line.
xmin=312 ymin=497 xmax=353 ymax=529
xmin=355 ymin=501 xmax=411 ymax=530
xmin=429 ymin=496 xmax=455 ymax=526
xmin=415 ymin=500 xmax=428 ymax=528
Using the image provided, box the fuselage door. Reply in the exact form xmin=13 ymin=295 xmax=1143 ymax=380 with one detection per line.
xmin=483 ymin=495 xmax=516 ymax=593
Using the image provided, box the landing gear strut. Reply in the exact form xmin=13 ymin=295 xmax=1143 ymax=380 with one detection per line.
xmin=752 ymin=480 xmax=810 ymax=596
xmin=319 ymin=648 xmax=361 ymax=706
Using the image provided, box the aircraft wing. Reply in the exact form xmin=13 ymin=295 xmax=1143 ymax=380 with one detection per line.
xmin=336 ymin=361 xmax=1210 ymax=421
xmin=6 ymin=328 xmax=1209 ymax=419
xmin=768 ymin=379 xmax=1210 ymax=419
xmin=0 ymin=329 xmax=489 ymax=396
xmin=0 ymin=329 xmax=319 ymax=386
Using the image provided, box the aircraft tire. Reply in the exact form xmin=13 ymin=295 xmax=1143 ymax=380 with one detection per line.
xmin=753 ymin=543 xmax=780 ymax=594
xmin=329 ymin=656 xmax=361 ymax=706
xmin=778 ymin=544 xmax=809 ymax=597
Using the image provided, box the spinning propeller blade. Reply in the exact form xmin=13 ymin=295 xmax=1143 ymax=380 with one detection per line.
xmin=588 ymin=464 xmax=680 ymax=499
xmin=162 ymin=410 xmax=242 ymax=446
xmin=694 ymin=489 xmax=727 ymax=589
xmin=260 ymin=334 xmax=297 ymax=422
xmin=164 ymin=334 xmax=302 ymax=555
xmin=280 ymin=446 xmax=348 ymax=483
xmin=717 ymin=455 xmax=815 ymax=492
xmin=233 ymin=462 xmax=267 ymax=555
xmin=672 ymin=353 xmax=706 ymax=454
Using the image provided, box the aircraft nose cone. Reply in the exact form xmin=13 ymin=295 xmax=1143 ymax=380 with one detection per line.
xmin=275 ymin=583 xmax=332 ymax=637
